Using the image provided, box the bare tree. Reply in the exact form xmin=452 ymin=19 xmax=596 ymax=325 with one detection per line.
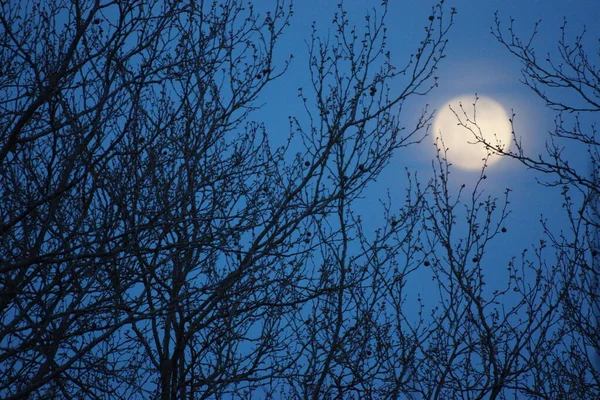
xmin=0 ymin=0 xmax=455 ymax=398
xmin=446 ymin=13 xmax=600 ymax=398
xmin=494 ymin=15 xmax=600 ymax=397
xmin=6 ymin=0 xmax=595 ymax=398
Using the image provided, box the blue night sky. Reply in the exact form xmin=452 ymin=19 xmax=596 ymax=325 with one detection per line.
xmin=3 ymin=0 xmax=598 ymax=397
xmin=250 ymin=0 xmax=599 ymax=303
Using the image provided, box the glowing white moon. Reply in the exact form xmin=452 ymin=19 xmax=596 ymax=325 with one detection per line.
xmin=433 ymin=95 xmax=512 ymax=170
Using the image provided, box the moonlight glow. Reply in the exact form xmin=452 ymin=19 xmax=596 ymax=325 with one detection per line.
xmin=433 ymin=96 xmax=512 ymax=170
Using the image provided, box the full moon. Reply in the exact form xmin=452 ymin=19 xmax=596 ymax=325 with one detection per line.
xmin=433 ymin=95 xmax=512 ymax=170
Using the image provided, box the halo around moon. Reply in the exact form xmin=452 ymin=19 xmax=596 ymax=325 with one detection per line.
xmin=433 ymin=95 xmax=512 ymax=170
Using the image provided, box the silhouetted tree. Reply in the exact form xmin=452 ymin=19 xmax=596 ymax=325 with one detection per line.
xmin=0 ymin=0 xmax=454 ymax=398
xmin=449 ymin=13 xmax=600 ymax=398
xmin=495 ymin=15 xmax=600 ymax=397
xmin=4 ymin=0 xmax=596 ymax=399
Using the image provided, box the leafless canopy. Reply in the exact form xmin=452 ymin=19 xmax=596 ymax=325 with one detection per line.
xmin=1 ymin=0 xmax=598 ymax=399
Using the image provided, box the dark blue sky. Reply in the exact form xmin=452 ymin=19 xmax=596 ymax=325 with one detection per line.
xmin=248 ymin=0 xmax=600 ymax=306
xmin=251 ymin=0 xmax=598 ymax=301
